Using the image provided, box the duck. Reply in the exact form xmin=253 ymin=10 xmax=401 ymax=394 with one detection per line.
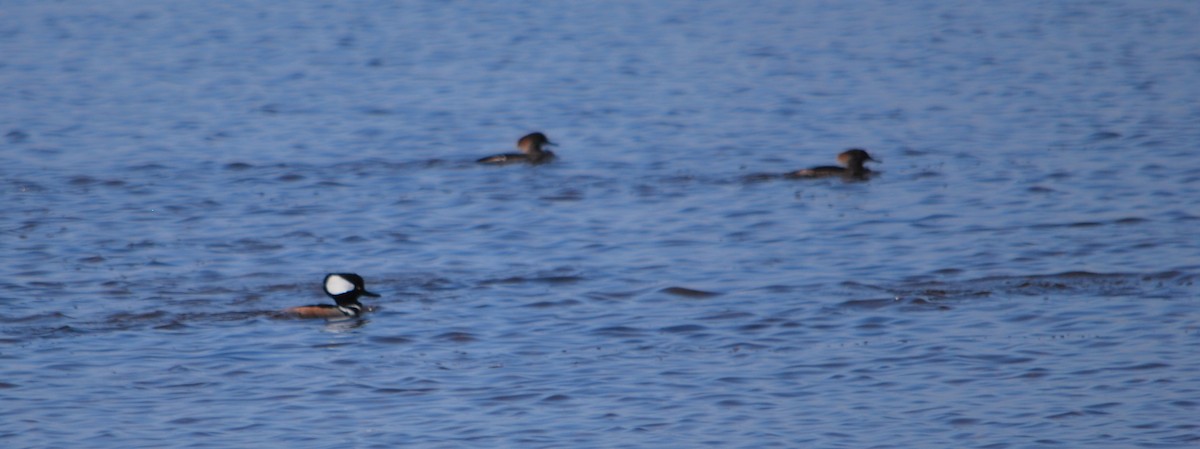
xmin=477 ymin=132 xmax=557 ymax=164
xmin=284 ymin=273 xmax=380 ymax=319
xmin=785 ymin=149 xmax=878 ymax=179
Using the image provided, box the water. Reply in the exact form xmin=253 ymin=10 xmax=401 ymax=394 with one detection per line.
xmin=3 ymin=1 xmax=1199 ymax=448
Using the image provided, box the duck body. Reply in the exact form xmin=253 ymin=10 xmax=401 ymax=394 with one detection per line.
xmin=476 ymin=151 xmax=556 ymax=164
xmin=285 ymin=273 xmax=380 ymax=319
xmin=477 ymin=132 xmax=557 ymax=165
xmin=286 ymin=303 xmax=362 ymax=319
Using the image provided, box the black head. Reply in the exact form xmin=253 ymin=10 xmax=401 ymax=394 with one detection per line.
xmin=837 ymin=149 xmax=878 ymax=166
xmin=324 ymin=273 xmax=381 ymax=305
xmin=518 ymin=132 xmax=556 ymax=151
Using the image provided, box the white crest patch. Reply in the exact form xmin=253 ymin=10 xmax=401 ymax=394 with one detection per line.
xmin=325 ymin=275 xmax=356 ymax=296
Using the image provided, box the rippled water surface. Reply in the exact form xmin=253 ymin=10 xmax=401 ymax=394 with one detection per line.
xmin=3 ymin=1 xmax=1200 ymax=448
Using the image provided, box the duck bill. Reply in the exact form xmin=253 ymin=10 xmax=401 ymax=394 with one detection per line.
xmin=361 ymin=290 xmax=381 ymax=297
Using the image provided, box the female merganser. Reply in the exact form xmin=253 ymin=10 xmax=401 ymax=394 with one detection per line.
xmin=477 ymin=132 xmax=557 ymax=164
xmin=285 ymin=273 xmax=380 ymax=319
xmin=786 ymin=149 xmax=878 ymax=179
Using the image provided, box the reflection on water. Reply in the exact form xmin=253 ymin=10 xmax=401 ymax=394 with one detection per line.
xmin=3 ymin=0 xmax=1200 ymax=448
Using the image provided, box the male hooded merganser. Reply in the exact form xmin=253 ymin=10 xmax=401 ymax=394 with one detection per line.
xmin=786 ymin=149 xmax=879 ymax=179
xmin=285 ymin=273 xmax=380 ymax=319
xmin=477 ymin=132 xmax=557 ymax=164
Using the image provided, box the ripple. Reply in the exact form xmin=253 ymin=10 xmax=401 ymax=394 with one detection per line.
xmin=660 ymin=324 xmax=707 ymax=334
xmin=659 ymin=287 xmax=722 ymax=298
xmin=369 ymin=335 xmax=413 ymax=345
xmin=591 ymin=326 xmax=647 ymax=337
xmin=434 ymin=332 xmax=476 ymax=342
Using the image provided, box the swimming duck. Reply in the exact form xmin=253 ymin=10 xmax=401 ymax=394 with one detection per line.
xmin=477 ymin=132 xmax=557 ymax=164
xmin=284 ymin=273 xmax=380 ymax=319
xmin=786 ymin=149 xmax=878 ymax=179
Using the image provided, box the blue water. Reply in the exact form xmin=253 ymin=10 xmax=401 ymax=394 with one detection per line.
xmin=3 ymin=1 xmax=1200 ymax=448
